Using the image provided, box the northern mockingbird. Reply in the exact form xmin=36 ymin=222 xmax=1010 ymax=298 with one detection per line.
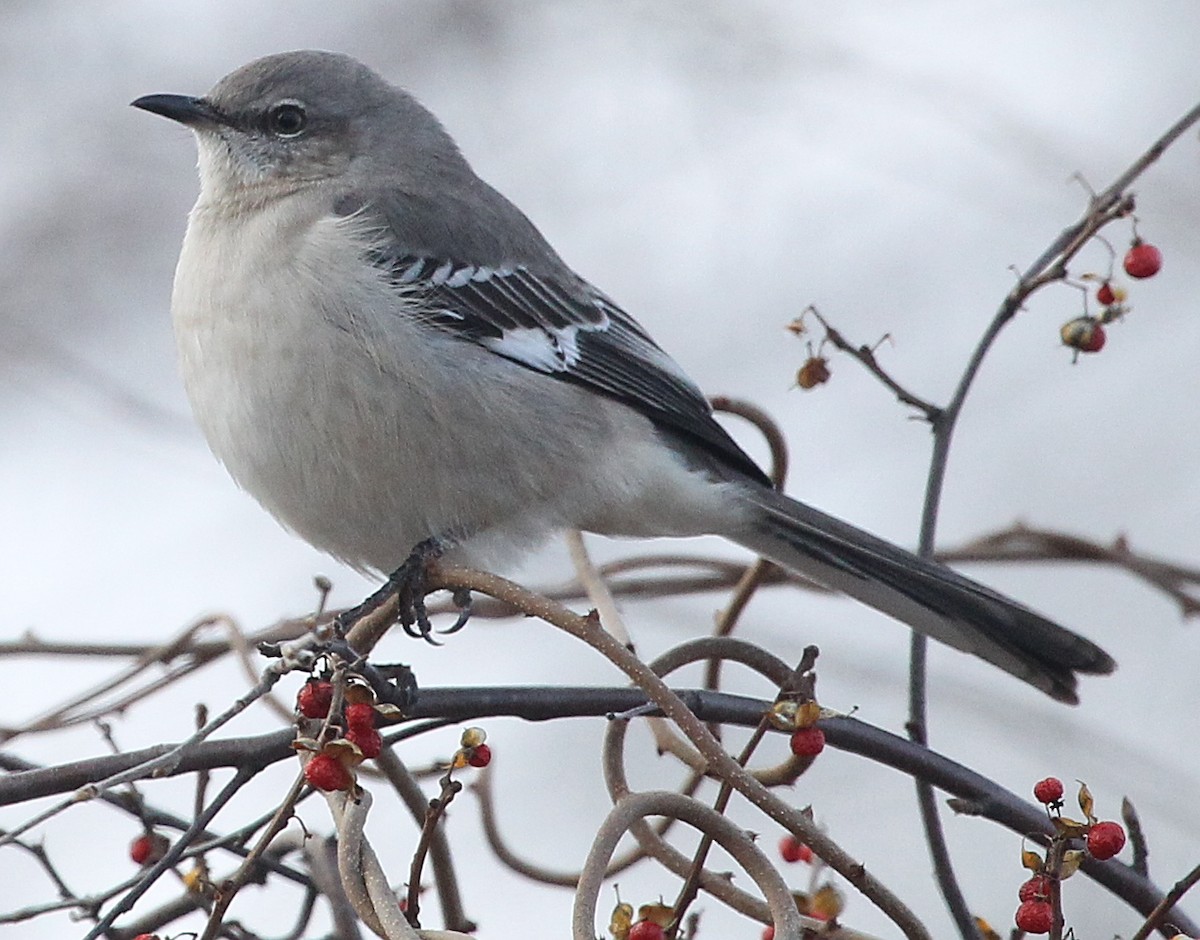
xmin=133 ymin=50 xmax=1114 ymax=702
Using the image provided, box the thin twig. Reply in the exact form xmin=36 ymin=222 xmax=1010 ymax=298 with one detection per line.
xmin=405 ymin=770 xmax=463 ymax=928
xmin=805 ymin=306 xmax=941 ymax=419
xmin=906 ymin=97 xmax=1200 ymax=940
xmin=668 ymin=714 xmax=774 ymax=932
xmin=375 ymin=746 xmax=475 ymax=932
xmin=83 ymin=764 xmax=262 ymax=940
xmin=1123 ymin=797 xmax=1150 ymax=879
xmin=1129 ymin=858 xmax=1200 ymax=940
xmin=198 ymin=770 xmax=308 ymax=940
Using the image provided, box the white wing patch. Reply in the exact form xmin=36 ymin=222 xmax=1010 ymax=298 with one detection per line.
xmin=481 ymin=324 xmax=584 ymax=372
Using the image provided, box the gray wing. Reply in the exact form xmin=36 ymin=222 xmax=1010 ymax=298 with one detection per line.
xmin=342 ymin=186 xmax=770 ymax=485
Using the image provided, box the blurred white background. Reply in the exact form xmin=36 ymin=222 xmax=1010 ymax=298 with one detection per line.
xmin=2 ymin=2 xmax=1199 ymax=937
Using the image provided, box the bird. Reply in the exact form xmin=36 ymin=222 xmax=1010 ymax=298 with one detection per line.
xmin=132 ymin=50 xmax=1115 ymax=703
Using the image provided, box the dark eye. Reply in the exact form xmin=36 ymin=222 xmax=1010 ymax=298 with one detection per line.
xmin=266 ymin=101 xmax=307 ymax=138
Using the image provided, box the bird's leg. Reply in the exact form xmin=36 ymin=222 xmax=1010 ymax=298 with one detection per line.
xmin=333 ymin=537 xmax=446 ymax=643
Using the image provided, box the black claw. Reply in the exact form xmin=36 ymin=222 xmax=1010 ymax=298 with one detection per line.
xmin=440 ymin=589 xmax=473 ymax=634
xmin=411 ymin=593 xmax=442 ymax=646
xmin=335 ymin=537 xmax=464 ymax=643
xmin=372 ymin=537 xmax=446 ymax=641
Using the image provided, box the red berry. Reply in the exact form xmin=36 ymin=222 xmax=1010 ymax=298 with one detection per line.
xmin=132 ymin=935 xmax=160 ymax=940
xmin=468 ymin=743 xmax=492 ymax=768
xmin=1014 ymin=899 xmax=1053 ymax=933
xmin=1033 ymin=777 xmax=1064 ymax=804
xmin=129 ymin=832 xmax=168 ymax=866
xmin=778 ymin=834 xmax=813 ymax=863
xmin=1019 ymin=874 xmax=1052 ymax=902
xmin=1124 ymin=240 xmax=1162 ymax=279
xmin=344 ymin=702 xmax=376 ymax=732
xmin=304 ymin=753 xmax=353 ymax=791
xmin=789 ymin=726 xmax=825 ymax=757
xmin=762 ymin=928 xmax=775 ymax=940
xmin=129 ymin=835 xmax=152 ymax=865
xmin=297 ymin=680 xmax=333 ymax=719
xmin=1086 ymin=820 xmax=1126 ymax=860
xmin=628 ymin=921 xmax=666 ymax=940
xmin=1096 ymin=282 xmax=1116 ymax=306
xmin=347 ymin=727 xmax=383 ymax=759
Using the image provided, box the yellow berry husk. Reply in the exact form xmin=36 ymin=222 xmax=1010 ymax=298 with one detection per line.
xmin=810 ymin=884 xmax=845 ymax=919
xmin=183 ymin=862 xmax=209 ymax=894
xmin=795 ymin=701 xmax=822 ymax=729
xmin=608 ymin=901 xmax=634 ymax=939
xmin=636 ymin=903 xmax=675 ymax=927
xmin=1060 ymin=316 xmax=1100 ymax=350
xmin=1060 ymin=849 xmax=1084 ymax=878
xmin=768 ymin=700 xmax=799 ymax=730
xmin=460 ymin=726 xmax=487 ymax=748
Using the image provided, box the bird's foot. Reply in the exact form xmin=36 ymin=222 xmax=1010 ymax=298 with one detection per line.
xmin=333 ymin=537 xmax=448 ymax=643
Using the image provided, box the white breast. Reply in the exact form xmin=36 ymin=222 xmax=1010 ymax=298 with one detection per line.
xmin=171 ymin=187 xmax=743 ymax=572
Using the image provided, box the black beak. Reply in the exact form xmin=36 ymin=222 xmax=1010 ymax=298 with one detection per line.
xmin=131 ymin=94 xmax=226 ymax=128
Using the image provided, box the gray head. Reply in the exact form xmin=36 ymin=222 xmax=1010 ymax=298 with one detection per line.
xmin=133 ymin=51 xmax=470 ymax=199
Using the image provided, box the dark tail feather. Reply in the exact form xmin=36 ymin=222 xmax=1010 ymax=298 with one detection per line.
xmin=728 ymin=486 xmax=1115 ymax=703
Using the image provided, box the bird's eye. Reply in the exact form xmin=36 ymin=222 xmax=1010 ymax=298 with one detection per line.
xmin=266 ymin=101 xmax=307 ymax=138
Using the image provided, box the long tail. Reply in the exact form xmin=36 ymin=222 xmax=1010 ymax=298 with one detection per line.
xmin=727 ymin=485 xmax=1115 ymax=703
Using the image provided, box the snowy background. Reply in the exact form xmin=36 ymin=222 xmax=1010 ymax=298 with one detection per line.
xmin=3 ymin=2 xmax=1199 ymax=937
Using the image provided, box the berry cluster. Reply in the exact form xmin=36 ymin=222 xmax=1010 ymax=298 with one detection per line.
xmin=451 ymin=726 xmax=493 ymax=770
xmin=1060 ymin=233 xmax=1163 ymax=362
xmin=1012 ymin=776 xmax=1129 ymax=934
xmin=766 ymin=829 xmax=843 ymax=932
xmin=294 ymin=677 xmax=400 ymax=792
